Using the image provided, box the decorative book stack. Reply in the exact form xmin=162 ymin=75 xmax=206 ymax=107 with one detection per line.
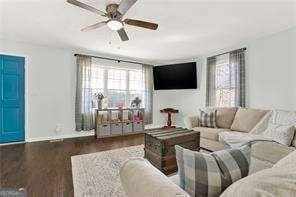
xmin=95 ymin=108 xmax=145 ymax=138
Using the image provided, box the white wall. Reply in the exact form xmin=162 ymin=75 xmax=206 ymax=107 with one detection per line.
xmin=0 ymin=39 xmax=150 ymax=141
xmin=247 ymin=27 xmax=296 ymax=109
xmin=0 ymin=40 xmax=92 ymax=141
xmin=152 ymin=61 xmax=206 ymax=126
xmin=1 ymin=27 xmax=295 ymax=140
xmin=153 ymin=27 xmax=296 ymax=126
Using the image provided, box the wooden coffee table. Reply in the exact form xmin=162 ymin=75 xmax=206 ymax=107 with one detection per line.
xmin=144 ymin=127 xmax=200 ymax=175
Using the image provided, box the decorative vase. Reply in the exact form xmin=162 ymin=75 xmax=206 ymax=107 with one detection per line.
xmin=97 ymin=100 xmax=102 ymax=109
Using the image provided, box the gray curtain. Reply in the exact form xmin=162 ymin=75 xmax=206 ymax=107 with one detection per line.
xmin=142 ymin=64 xmax=153 ymax=124
xmin=206 ymin=48 xmax=246 ymax=107
xmin=75 ymin=55 xmax=95 ymax=131
xmin=229 ymin=49 xmax=246 ymax=107
xmin=206 ymin=57 xmax=217 ymax=107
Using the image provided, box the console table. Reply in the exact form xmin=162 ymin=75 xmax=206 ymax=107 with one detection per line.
xmin=95 ymin=108 xmax=145 ymax=138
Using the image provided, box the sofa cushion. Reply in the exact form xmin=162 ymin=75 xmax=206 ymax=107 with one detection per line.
xmin=192 ymin=127 xmax=230 ymax=141
xmin=120 ymin=158 xmax=190 ymax=197
xmin=273 ymin=150 xmax=296 ymax=168
xmin=184 ymin=116 xmax=199 ymax=129
xmin=230 ymin=108 xmax=269 ymax=132
xmin=220 ymin=150 xmax=296 ymax=197
xmin=200 ymin=138 xmax=229 ymax=152
xmin=251 ymin=141 xmax=295 ymax=164
xmin=250 ymin=111 xmax=272 ymax=134
xmin=248 ymin=156 xmax=274 ymax=175
xmin=215 ymin=107 xmax=238 ymax=129
xmin=204 ymin=107 xmax=238 ymax=129
xmin=175 ymin=144 xmax=251 ymax=197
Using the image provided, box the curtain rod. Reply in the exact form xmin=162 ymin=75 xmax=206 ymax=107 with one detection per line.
xmin=74 ymin=53 xmax=146 ymax=65
xmin=208 ymin=47 xmax=247 ymax=59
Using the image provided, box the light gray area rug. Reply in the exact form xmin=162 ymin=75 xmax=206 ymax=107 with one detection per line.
xmin=71 ymin=145 xmax=144 ymax=197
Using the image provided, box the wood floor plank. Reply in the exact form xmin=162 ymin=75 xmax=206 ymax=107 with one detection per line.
xmin=0 ymin=134 xmax=144 ymax=197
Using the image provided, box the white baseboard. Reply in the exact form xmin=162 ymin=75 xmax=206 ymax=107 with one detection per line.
xmin=0 ymin=141 xmax=25 ymax=146
xmin=11 ymin=125 xmax=186 ymax=144
xmin=26 ymin=131 xmax=95 ymax=142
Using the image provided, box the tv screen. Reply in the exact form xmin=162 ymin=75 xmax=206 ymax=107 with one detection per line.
xmin=153 ymin=62 xmax=197 ymax=90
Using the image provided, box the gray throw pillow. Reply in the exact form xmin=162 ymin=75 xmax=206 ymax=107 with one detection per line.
xmin=175 ymin=144 xmax=251 ymax=197
xmin=199 ymin=109 xmax=217 ymax=128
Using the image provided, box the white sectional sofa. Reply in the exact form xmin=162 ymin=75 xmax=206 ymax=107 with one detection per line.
xmin=120 ymin=108 xmax=296 ymax=197
xmin=185 ymin=107 xmax=296 ymax=173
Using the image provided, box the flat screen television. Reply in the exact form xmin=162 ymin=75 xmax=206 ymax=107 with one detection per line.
xmin=153 ymin=62 xmax=197 ymax=90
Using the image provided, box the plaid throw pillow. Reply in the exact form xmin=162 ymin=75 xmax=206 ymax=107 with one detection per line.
xmin=175 ymin=144 xmax=251 ymax=197
xmin=199 ymin=110 xmax=217 ymax=128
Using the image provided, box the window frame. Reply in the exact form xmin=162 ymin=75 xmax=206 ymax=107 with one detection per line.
xmin=207 ymin=53 xmax=238 ymax=107
xmin=89 ymin=64 xmax=145 ymax=108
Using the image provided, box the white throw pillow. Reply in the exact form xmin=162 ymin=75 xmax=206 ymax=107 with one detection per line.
xmin=271 ymin=109 xmax=296 ymax=125
xmin=252 ymin=109 xmax=296 ymax=146
xmin=262 ymin=123 xmax=295 ymax=146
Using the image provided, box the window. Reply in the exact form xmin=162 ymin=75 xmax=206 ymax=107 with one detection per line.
xmin=75 ymin=55 xmax=153 ymax=131
xmin=214 ymin=54 xmax=236 ymax=107
xmin=90 ymin=64 xmax=146 ymax=108
xmin=129 ymin=70 xmax=145 ymax=107
xmin=206 ymin=49 xmax=246 ymax=107
xmin=107 ymin=69 xmax=127 ymax=108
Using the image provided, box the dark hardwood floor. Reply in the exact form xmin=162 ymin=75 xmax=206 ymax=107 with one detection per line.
xmin=0 ymin=134 xmax=144 ymax=197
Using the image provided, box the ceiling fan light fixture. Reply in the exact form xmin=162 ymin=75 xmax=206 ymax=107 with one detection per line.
xmin=67 ymin=0 xmax=159 ymax=41
xmin=107 ymin=20 xmax=123 ymax=31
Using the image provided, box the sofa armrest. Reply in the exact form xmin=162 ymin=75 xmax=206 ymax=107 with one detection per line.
xmin=120 ymin=158 xmax=189 ymax=197
xmin=184 ymin=116 xmax=199 ymax=129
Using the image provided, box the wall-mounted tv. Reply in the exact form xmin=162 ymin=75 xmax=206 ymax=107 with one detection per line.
xmin=153 ymin=62 xmax=197 ymax=90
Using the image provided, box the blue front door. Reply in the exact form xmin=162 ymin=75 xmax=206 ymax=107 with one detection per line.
xmin=0 ymin=55 xmax=25 ymax=143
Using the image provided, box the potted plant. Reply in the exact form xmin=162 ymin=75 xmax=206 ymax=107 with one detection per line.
xmin=94 ymin=92 xmax=106 ymax=109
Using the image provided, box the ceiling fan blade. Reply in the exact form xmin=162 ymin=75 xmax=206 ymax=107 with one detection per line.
xmin=124 ymin=19 xmax=158 ymax=30
xmin=67 ymin=0 xmax=107 ymax=17
xmin=117 ymin=28 xmax=129 ymax=41
xmin=81 ymin=21 xmax=107 ymax=32
xmin=118 ymin=0 xmax=137 ymax=15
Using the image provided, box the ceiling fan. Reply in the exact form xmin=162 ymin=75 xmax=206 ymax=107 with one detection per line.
xmin=67 ymin=0 xmax=159 ymax=41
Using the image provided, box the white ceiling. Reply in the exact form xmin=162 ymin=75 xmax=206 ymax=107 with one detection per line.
xmin=1 ymin=0 xmax=296 ymax=62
